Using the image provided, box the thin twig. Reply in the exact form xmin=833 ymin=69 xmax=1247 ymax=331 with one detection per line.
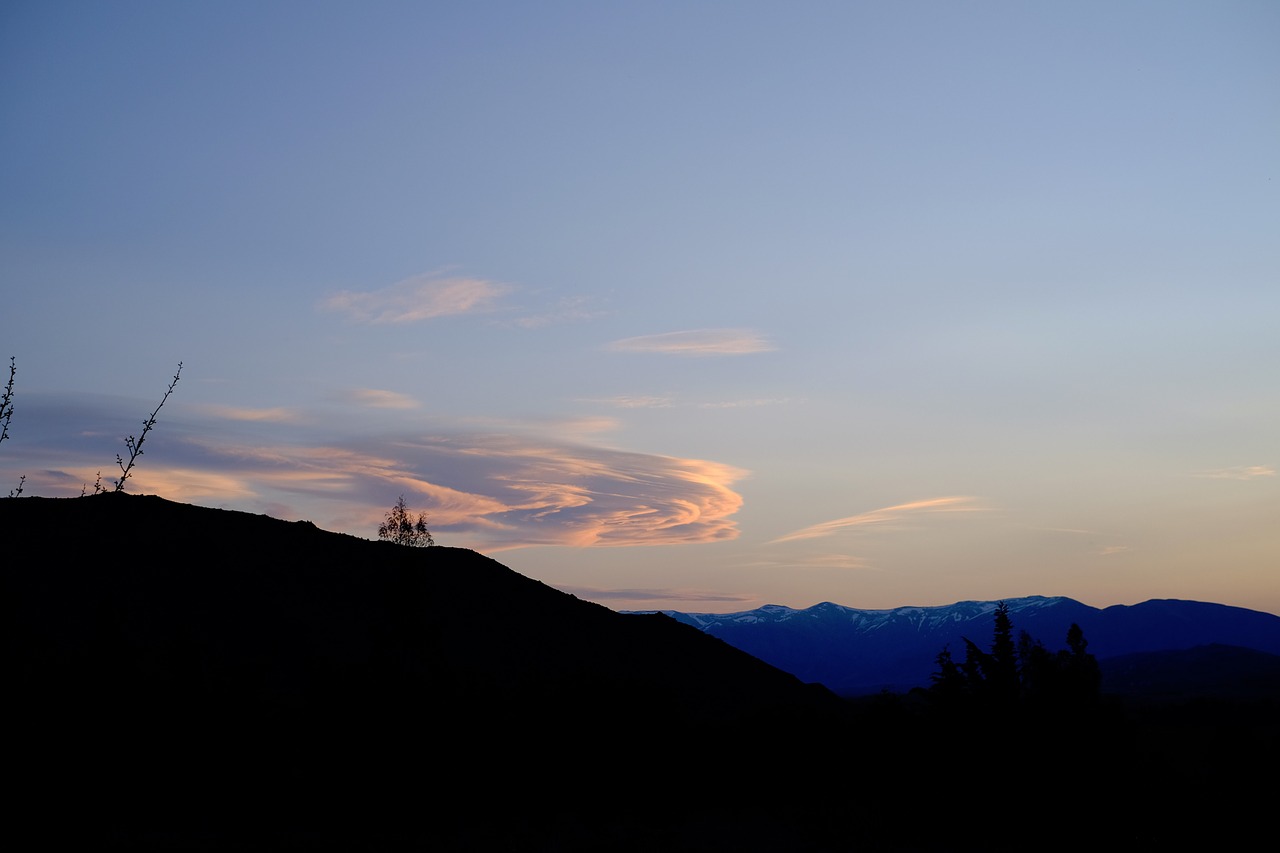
xmin=0 ymin=356 xmax=15 ymax=446
xmin=114 ymin=362 xmax=183 ymax=492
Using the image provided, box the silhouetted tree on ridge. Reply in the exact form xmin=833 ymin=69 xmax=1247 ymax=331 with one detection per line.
xmin=378 ymin=494 xmax=434 ymax=547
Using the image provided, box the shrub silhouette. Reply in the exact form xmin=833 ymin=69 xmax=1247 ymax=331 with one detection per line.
xmin=113 ymin=362 xmax=182 ymax=492
xmin=378 ymin=495 xmax=434 ymax=547
xmin=1 ymin=357 xmax=184 ymax=497
xmin=3 ymin=356 xmax=24 ymax=497
xmin=1 ymin=356 xmax=14 ymax=447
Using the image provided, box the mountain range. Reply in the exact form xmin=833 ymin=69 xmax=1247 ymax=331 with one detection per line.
xmin=634 ymin=596 xmax=1280 ymax=697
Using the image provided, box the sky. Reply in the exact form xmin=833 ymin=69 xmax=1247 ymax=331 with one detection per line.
xmin=3 ymin=1 xmax=1278 ymax=616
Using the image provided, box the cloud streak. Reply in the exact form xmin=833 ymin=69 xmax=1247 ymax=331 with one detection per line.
xmin=740 ymin=554 xmax=875 ymax=571
xmin=510 ymin=295 xmax=605 ymax=329
xmin=557 ymin=586 xmax=760 ymax=606
xmin=338 ymin=388 xmax=421 ymax=410
xmin=607 ymin=328 xmax=775 ymax=356
xmin=583 ymin=395 xmax=676 ymax=409
xmin=770 ymin=497 xmax=985 ymax=544
xmin=198 ymin=405 xmax=299 ymax=423
xmin=320 ymin=273 xmax=510 ymax=324
xmin=1194 ymin=465 xmax=1275 ymax=480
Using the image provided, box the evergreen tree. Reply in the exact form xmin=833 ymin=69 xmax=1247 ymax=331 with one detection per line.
xmin=988 ymin=602 xmax=1019 ymax=703
xmin=930 ymin=646 xmax=967 ymax=702
xmin=1061 ymin=623 xmax=1101 ymax=703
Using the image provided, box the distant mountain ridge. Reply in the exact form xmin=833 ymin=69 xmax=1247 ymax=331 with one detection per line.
xmin=628 ymin=596 xmax=1280 ymax=696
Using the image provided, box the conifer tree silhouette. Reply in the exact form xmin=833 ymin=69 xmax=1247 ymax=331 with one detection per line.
xmin=931 ymin=603 xmax=1101 ymax=713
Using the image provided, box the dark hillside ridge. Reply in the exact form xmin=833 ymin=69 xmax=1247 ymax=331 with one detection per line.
xmin=6 ymin=493 xmax=830 ymax=719
xmin=5 ymin=494 xmax=837 ymax=848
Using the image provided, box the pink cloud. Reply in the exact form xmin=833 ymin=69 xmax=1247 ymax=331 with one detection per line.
xmin=181 ymin=433 xmax=747 ymax=550
xmin=320 ymin=273 xmax=510 ymax=324
xmin=770 ymin=497 xmax=985 ymax=544
xmin=607 ymin=328 xmax=776 ymax=356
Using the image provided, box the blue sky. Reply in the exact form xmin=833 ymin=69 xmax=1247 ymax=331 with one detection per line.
xmin=3 ymin=1 xmax=1278 ymax=615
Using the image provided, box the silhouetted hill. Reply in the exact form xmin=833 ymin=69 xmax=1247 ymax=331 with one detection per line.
xmin=6 ymin=494 xmax=830 ymax=716
xmin=6 ymin=494 xmax=841 ymax=849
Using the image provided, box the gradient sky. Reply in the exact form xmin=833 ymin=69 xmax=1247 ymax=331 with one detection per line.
xmin=4 ymin=1 xmax=1278 ymax=616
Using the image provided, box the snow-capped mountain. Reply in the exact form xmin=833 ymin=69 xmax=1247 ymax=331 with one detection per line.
xmin=626 ymin=596 xmax=1280 ymax=696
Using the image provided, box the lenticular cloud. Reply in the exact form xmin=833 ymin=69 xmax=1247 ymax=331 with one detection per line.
xmin=388 ymin=434 xmax=748 ymax=549
xmin=9 ymin=395 xmax=749 ymax=552
xmin=166 ymin=431 xmax=748 ymax=551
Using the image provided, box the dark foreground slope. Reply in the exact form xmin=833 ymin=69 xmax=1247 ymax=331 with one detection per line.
xmin=6 ymin=495 xmax=1275 ymax=850
xmin=6 ymin=494 xmax=847 ymax=849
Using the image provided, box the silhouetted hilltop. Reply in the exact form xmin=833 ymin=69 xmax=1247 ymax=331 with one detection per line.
xmin=5 ymin=494 xmax=839 ymax=849
xmin=7 ymin=493 xmax=831 ymax=717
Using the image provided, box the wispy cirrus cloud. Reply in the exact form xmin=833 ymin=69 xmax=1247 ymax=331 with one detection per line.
xmin=607 ymin=328 xmax=776 ymax=356
xmin=556 ymin=586 xmax=760 ymax=606
xmin=770 ymin=497 xmax=985 ymax=544
xmin=581 ymin=395 xmax=788 ymax=410
xmin=1098 ymin=545 xmax=1133 ymax=556
xmin=1194 ymin=465 xmax=1275 ymax=480
xmin=739 ymin=554 xmax=875 ymax=571
xmin=697 ymin=397 xmax=789 ymax=409
xmin=582 ymin=395 xmax=677 ymax=409
xmin=337 ymin=388 xmax=421 ymax=410
xmin=511 ymin=295 xmax=605 ymax=329
xmin=320 ymin=272 xmax=510 ymax=324
xmin=198 ymin=405 xmax=299 ymax=423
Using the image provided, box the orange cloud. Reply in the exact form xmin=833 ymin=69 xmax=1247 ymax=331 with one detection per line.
xmin=439 ymin=436 xmax=747 ymax=548
xmin=112 ymin=467 xmax=259 ymax=502
xmin=1195 ymin=465 xmax=1275 ymax=480
xmin=770 ymin=497 xmax=984 ymax=544
xmin=607 ymin=328 xmax=776 ymax=356
xmin=0 ymin=393 xmax=746 ymax=551
xmin=321 ymin=273 xmax=510 ymax=324
xmin=182 ymin=432 xmax=747 ymax=550
xmin=1098 ymin=545 xmax=1133 ymax=556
